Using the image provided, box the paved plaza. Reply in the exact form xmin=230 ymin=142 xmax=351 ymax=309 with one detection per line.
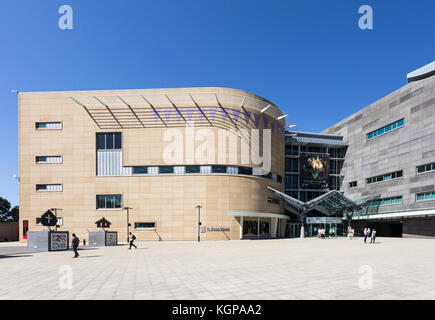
xmin=1 ymin=237 xmax=435 ymax=300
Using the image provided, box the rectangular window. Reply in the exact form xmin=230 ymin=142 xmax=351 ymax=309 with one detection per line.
xmin=186 ymin=165 xmax=201 ymax=174
xmin=227 ymin=166 xmax=238 ymax=175
xmin=267 ymin=197 xmax=280 ymax=205
xmin=416 ymin=192 xmax=435 ymax=202
xmin=212 ymin=165 xmax=227 ymax=173
xmin=238 ymin=166 xmax=253 ymax=176
xmin=135 ymin=222 xmax=156 ymax=230
xmin=367 ymin=119 xmax=404 ymax=140
xmin=132 ymin=166 xmax=148 ymax=175
xmin=96 ymin=133 xmax=122 ymax=150
xmin=36 ymin=156 xmax=62 ymax=163
xmin=35 ymin=122 xmax=62 ymax=130
xmin=36 ymin=184 xmax=62 ymax=192
xmin=349 ymin=181 xmax=357 ymax=188
xmin=159 ymin=166 xmax=174 ymax=174
xmin=369 ymin=196 xmax=403 ymax=206
xmin=96 ymin=195 xmax=122 ymax=209
xmin=366 ymin=170 xmax=403 ymax=184
xmin=416 ymin=162 xmax=435 ymax=174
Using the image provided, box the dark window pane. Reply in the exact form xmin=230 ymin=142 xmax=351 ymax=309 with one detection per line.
xmin=135 ymin=222 xmax=155 ymax=229
xmin=106 ymin=195 xmax=114 ymax=208
xmin=114 ymin=133 xmax=122 ymax=149
xmin=159 ymin=166 xmax=174 ymax=174
xmin=239 ymin=166 xmax=253 ymax=176
xmin=97 ymin=134 xmax=106 ymax=150
xmin=212 ymin=165 xmax=227 ymax=173
xmin=396 ymin=171 xmax=403 ymax=177
xmin=185 ymin=165 xmax=200 ymax=173
xmin=97 ymin=195 xmax=105 ymax=209
xmin=115 ymin=195 xmax=122 ymax=208
xmin=133 ymin=167 xmax=148 ymax=174
xmin=106 ymin=133 xmax=114 ymax=149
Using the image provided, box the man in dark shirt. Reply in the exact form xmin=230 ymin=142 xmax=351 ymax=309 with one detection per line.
xmin=72 ymin=233 xmax=80 ymax=258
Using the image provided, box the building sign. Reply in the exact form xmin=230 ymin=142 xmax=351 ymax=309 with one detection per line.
xmin=206 ymin=227 xmax=230 ymax=232
xmin=300 ymin=154 xmax=329 ymax=189
xmin=306 ymin=217 xmax=342 ymax=224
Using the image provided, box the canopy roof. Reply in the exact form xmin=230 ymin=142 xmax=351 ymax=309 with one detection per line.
xmin=267 ymin=186 xmax=380 ymax=216
xmin=69 ymin=88 xmax=286 ymax=130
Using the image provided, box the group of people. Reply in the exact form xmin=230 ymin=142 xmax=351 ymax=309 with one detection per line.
xmin=317 ymin=227 xmax=336 ymax=239
xmin=364 ymin=227 xmax=377 ymax=243
xmin=70 ymin=231 xmax=137 ymax=258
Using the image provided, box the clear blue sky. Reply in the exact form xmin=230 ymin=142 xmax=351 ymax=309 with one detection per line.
xmin=0 ymin=0 xmax=434 ymax=206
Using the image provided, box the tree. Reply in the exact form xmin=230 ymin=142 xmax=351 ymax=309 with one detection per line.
xmin=0 ymin=197 xmax=18 ymax=222
xmin=0 ymin=197 xmax=11 ymax=221
xmin=9 ymin=206 xmax=19 ymax=222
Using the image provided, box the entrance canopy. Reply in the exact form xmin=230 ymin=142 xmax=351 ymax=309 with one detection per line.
xmin=267 ymin=186 xmax=380 ymax=216
xmin=227 ymin=211 xmax=290 ymax=220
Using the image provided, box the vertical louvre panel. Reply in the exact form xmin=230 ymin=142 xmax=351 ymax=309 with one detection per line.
xmin=174 ymin=166 xmax=185 ymax=174
xmin=97 ymin=150 xmax=130 ymax=176
xmin=200 ymin=166 xmax=211 ymax=174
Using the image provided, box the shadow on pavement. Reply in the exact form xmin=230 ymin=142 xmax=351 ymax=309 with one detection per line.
xmin=0 ymin=254 xmax=33 ymax=259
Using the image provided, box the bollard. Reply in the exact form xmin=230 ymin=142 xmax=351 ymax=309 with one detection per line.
xmin=83 ymin=239 xmax=86 ymax=246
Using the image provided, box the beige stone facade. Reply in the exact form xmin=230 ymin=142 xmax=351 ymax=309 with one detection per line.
xmin=18 ymin=87 xmax=286 ymax=242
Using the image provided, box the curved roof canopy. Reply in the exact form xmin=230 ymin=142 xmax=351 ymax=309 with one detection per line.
xmin=69 ymin=87 xmax=286 ymax=130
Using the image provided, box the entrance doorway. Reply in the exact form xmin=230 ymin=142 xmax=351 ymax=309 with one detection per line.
xmin=242 ymin=218 xmax=271 ymax=239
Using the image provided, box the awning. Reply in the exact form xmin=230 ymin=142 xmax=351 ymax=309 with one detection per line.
xmin=227 ymin=212 xmax=290 ymax=220
xmin=267 ymin=186 xmax=380 ymax=215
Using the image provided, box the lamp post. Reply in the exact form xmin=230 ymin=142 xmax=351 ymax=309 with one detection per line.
xmin=124 ymin=207 xmax=132 ymax=243
xmin=196 ymin=205 xmax=202 ymax=242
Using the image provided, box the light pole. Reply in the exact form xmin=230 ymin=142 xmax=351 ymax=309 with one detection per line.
xmin=124 ymin=207 xmax=132 ymax=243
xmin=196 ymin=205 xmax=202 ymax=242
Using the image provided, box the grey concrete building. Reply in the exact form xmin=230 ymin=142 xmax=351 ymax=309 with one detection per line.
xmin=323 ymin=61 xmax=435 ymax=237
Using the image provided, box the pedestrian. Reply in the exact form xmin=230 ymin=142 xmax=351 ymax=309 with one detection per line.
xmin=371 ymin=229 xmax=377 ymax=243
xmin=350 ymin=228 xmax=354 ymax=240
xmin=129 ymin=232 xmax=137 ymax=249
xmin=363 ymin=228 xmax=368 ymax=243
xmin=72 ymin=233 xmax=79 ymax=258
xmin=329 ymin=228 xmax=333 ymax=239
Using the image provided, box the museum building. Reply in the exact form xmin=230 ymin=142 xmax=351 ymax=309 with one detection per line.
xmin=18 ymin=87 xmax=288 ymax=242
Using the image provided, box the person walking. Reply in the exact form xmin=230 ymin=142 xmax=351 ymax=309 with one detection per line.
xmin=72 ymin=233 xmax=79 ymax=258
xmin=129 ymin=232 xmax=137 ymax=249
xmin=363 ymin=228 xmax=368 ymax=243
xmin=371 ymin=229 xmax=377 ymax=243
xmin=328 ymin=227 xmax=333 ymax=239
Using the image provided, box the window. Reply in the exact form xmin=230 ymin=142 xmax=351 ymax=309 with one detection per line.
xmin=367 ymin=170 xmax=403 ymax=184
xmin=96 ymin=195 xmax=122 ymax=209
xmin=417 ymin=162 xmax=435 ymax=174
xmin=132 ymin=166 xmax=148 ymax=175
xmin=285 ymin=145 xmax=299 ymax=156
xmin=285 ymin=175 xmax=299 ymax=190
xmin=186 ymin=165 xmax=201 ymax=173
xmin=36 ymin=184 xmax=62 ymax=192
xmin=212 ymin=165 xmax=227 ymax=173
xmin=349 ymin=181 xmax=357 ymax=188
xmin=369 ymin=196 xmax=403 ymax=206
xmin=36 ymin=156 xmax=62 ymax=163
xmin=238 ymin=166 xmax=253 ymax=176
xmin=96 ymin=132 xmax=122 ymax=150
xmin=134 ymin=222 xmax=156 ymax=230
xmin=35 ymin=122 xmax=62 ymax=130
xmin=367 ymin=119 xmax=404 ymax=140
xmin=286 ymin=158 xmax=299 ymax=173
xmin=416 ymin=192 xmax=435 ymax=202
xmin=159 ymin=166 xmax=174 ymax=174
xmin=267 ymin=197 xmax=280 ymax=205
